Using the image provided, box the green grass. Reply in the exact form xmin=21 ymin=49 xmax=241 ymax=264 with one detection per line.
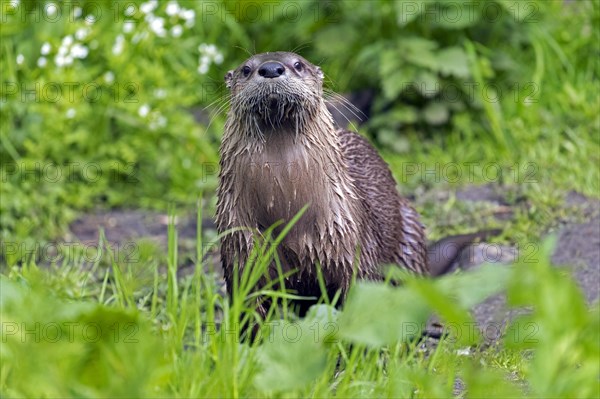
xmin=1 ymin=215 xmax=598 ymax=398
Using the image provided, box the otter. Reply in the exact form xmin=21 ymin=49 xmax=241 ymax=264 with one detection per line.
xmin=216 ymin=52 xmax=428 ymax=317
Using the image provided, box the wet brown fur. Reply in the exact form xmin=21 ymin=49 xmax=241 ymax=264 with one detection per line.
xmin=216 ymin=52 xmax=428 ymax=316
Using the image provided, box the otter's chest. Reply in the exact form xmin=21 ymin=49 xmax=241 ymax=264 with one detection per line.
xmin=237 ymin=140 xmax=330 ymax=230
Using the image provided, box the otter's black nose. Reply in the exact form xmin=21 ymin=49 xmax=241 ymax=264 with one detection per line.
xmin=258 ymin=62 xmax=285 ymax=78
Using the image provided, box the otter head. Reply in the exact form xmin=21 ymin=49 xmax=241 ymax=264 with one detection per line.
xmin=225 ymin=52 xmax=325 ymax=133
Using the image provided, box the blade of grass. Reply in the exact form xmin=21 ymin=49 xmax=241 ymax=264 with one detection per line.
xmin=167 ymin=205 xmax=179 ymax=320
xmin=465 ymin=40 xmax=515 ymax=151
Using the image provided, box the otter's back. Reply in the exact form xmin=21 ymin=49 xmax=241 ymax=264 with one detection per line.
xmin=338 ymin=130 xmax=429 ymax=274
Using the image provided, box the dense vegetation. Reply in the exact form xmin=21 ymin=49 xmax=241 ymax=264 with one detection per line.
xmin=2 ymin=0 xmax=598 ymax=243
xmin=1 ymin=0 xmax=598 ymax=397
xmin=2 ymin=224 xmax=598 ymax=397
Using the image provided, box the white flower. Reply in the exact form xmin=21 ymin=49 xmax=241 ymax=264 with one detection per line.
xmin=103 ymin=71 xmax=115 ymax=83
xmin=75 ymin=27 xmax=90 ymax=40
xmin=140 ymin=0 xmax=157 ymax=14
xmin=180 ymin=8 xmax=194 ymax=20
xmin=71 ymin=43 xmax=88 ymax=59
xmin=58 ymin=45 xmax=68 ymax=56
xmin=138 ymin=104 xmax=150 ymax=118
xmin=66 ymin=108 xmax=76 ymax=119
xmin=149 ymin=113 xmax=167 ymax=130
xmin=16 ymin=54 xmax=24 ymax=65
xmin=54 ymin=54 xmax=65 ymax=67
xmin=123 ymin=20 xmax=135 ymax=33
xmin=203 ymin=44 xmax=217 ymax=57
xmin=7 ymin=0 xmax=19 ymax=10
xmin=37 ymin=57 xmax=47 ymax=67
xmin=73 ymin=6 xmax=82 ymax=18
xmin=62 ymin=35 xmax=74 ymax=46
xmin=456 ymin=348 xmax=471 ymax=356
xmin=197 ymin=63 xmax=209 ymax=74
xmin=197 ymin=43 xmax=224 ymax=72
xmin=124 ymin=4 xmax=136 ymax=16
xmin=149 ymin=17 xmax=166 ymax=37
xmin=170 ymin=24 xmax=182 ymax=38
xmin=41 ymin=42 xmax=51 ymax=55
xmin=45 ymin=2 xmax=58 ymax=16
xmin=55 ymin=53 xmax=74 ymax=67
xmin=85 ymin=15 xmax=96 ymax=25
xmin=153 ymin=88 xmax=167 ymax=99
xmin=166 ymin=1 xmax=180 ymax=16
xmin=112 ymin=35 xmax=124 ymax=55
xmin=180 ymin=8 xmax=195 ymax=27
xmin=199 ymin=43 xmax=221 ymax=58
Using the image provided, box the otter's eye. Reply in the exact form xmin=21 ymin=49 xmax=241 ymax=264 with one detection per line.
xmin=293 ymin=61 xmax=303 ymax=72
xmin=241 ymin=65 xmax=251 ymax=77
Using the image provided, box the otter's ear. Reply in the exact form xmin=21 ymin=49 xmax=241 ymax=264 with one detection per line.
xmin=316 ymin=67 xmax=324 ymax=80
xmin=225 ymin=70 xmax=234 ymax=89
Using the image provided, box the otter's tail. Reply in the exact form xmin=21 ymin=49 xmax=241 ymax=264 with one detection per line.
xmin=427 ymin=229 xmax=502 ymax=276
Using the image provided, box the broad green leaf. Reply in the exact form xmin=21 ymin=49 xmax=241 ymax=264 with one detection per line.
xmin=338 ymin=282 xmax=431 ymax=346
xmin=254 ymin=320 xmax=328 ymax=392
xmin=413 ymin=70 xmax=440 ymax=97
xmin=435 ymin=263 xmax=513 ymax=309
xmin=437 ymin=47 xmax=470 ymax=78
xmin=422 ymin=102 xmax=449 ymax=125
xmin=400 ymin=37 xmax=439 ymax=70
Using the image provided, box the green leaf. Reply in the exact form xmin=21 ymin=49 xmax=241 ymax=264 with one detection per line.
xmin=437 ymin=47 xmax=470 ymax=78
xmin=400 ymin=37 xmax=439 ymax=70
xmin=422 ymin=102 xmax=450 ymax=125
xmin=413 ymin=70 xmax=440 ymax=97
xmin=0 ymin=276 xmax=166 ymax=398
xmin=394 ymin=0 xmax=426 ymax=27
xmin=380 ymin=50 xmax=413 ymax=100
xmin=378 ymin=129 xmax=411 ymax=154
xmin=435 ymin=263 xmax=513 ymax=309
xmin=254 ymin=320 xmax=328 ymax=392
xmin=431 ymin=3 xmax=482 ymax=29
xmin=338 ymin=282 xmax=431 ymax=346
